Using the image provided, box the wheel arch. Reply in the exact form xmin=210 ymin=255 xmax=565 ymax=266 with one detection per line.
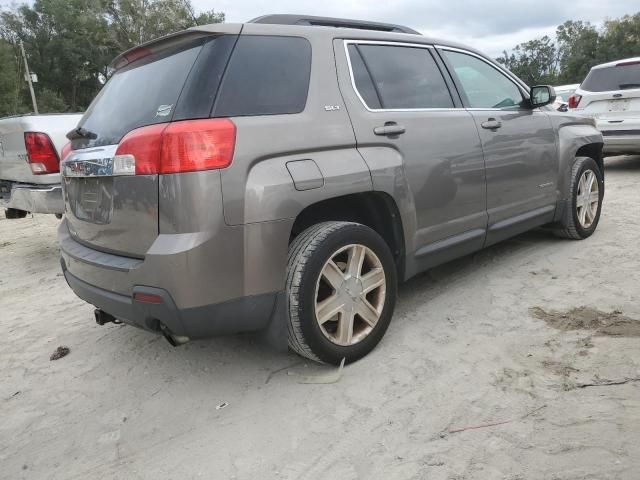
xmin=290 ymin=191 xmax=406 ymax=280
xmin=575 ymin=143 xmax=604 ymax=179
xmin=555 ymin=122 xmax=604 ymax=201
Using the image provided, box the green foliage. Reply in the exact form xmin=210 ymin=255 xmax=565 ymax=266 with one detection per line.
xmin=498 ymin=36 xmax=559 ymax=85
xmin=498 ymin=13 xmax=639 ymax=85
xmin=0 ymin=40 xmax=28 ymax=116
xmin=0 ymin=0 xmax=224 ymax=115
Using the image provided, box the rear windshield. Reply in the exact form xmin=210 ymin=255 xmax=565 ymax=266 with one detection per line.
xmin=581 ymin=63 xmax=640 ymax=92
xmin=73 ymin=36 xmax=234 ymax=149
xmin=72 ymin=34 xmax=312 ymax=150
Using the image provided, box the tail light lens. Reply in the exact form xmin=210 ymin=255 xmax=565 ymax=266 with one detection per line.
xmin=61 ymin=142 xmax=72 ymax=162
xmin=24 ymin=132 xmax=60 ymax=174
xmin=567 ymin=95 xmax=582 ymax=109
xmin=114 ymin=119 xmax=236 ymax=175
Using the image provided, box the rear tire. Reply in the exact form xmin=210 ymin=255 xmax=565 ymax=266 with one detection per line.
xmin=286 ymin=221 xmax=397 ymax=365
xmin=554 ymin=157 xmax=603 ymax=240
xmin=5 ymin=208 xmax=28 ymax=219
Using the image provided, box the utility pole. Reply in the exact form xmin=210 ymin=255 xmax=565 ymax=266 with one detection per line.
xmin=19 ymin=41 xmax=38 ymax=114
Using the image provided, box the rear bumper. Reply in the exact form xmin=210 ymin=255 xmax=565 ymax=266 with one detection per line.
xmin=596 ymin=121 xmax=640 ymax=154
xmin=58 ymin=216 xmax=289 ymax=339
xmin=0 ymin=182 xmax=63 ymax=214
xmin=61 ymin=257 xmax=278 ymax=339
xmin=601 ymin=134 xmax=640 ymax=154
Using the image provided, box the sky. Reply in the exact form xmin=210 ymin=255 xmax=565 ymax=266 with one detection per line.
xmin=192 ymin=0 xmax=639 ymax=57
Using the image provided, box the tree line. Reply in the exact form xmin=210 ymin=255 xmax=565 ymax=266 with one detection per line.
xmin=497 ymin=13 xmax=640 ymax=86
xmin=0 ymin=0 xmax=224 ymax=116
xmin=1 ymin=5 xmax=638 ymax=117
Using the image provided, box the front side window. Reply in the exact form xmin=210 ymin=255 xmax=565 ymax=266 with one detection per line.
xmin=442 ymin=50 xmax=524 ymax=109
xmin=347 ymin=43 xmax=454 ymax=110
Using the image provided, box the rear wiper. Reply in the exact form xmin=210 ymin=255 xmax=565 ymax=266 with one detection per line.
xmin=66 ymin=126 xmax=98 ymax=141
xmin=619 ymin=83 xmax=640 ymax=90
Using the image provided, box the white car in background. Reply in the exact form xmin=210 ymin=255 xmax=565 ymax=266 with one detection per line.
xmin=553 ymin=83 xmax=579 ymax=111
xmin=568 ymin=58 xmax=640 ymax=156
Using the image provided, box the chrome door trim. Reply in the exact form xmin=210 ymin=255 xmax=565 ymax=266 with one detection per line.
xmin=342 ymin=40 xmax=465 ymax=113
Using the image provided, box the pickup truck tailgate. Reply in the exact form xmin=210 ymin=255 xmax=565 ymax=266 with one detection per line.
xmin=0 ymin=114 xmax=81 ymax=184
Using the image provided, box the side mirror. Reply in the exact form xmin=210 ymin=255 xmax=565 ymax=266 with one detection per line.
xmin=530 ymin=85 xmax=556 ymax=108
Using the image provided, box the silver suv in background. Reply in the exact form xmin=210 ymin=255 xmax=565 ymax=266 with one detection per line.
xmin=569 ymin=58 xmax=640 ymax=155
xmin=59 ymin=15 xmax=604 ymax=364
xmin=0 ymin=113 xmax=82 ymax=218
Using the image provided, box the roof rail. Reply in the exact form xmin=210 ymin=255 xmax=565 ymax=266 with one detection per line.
xmin=248 ymin=14 xmax=421 ymax=35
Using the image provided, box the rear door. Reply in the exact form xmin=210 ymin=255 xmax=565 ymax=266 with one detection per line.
xmin=63 ymin=33 xmax=237 ymax=257
xmin=439 ymin=48 xmax=558 ymax=244
xmin=337 ymin=40 xmax=487 ymax=268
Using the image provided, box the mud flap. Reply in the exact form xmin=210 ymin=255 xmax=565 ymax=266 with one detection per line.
xmin=258 ymin=292 xmax=288 ymax=352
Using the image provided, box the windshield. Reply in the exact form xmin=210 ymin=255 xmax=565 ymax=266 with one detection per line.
xmin=581 ymin=62 xmax=640 ymax=92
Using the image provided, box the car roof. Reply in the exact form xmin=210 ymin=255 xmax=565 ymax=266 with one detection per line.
xmin=191 ymin=22 xmax=493 ymax=60
xmin=591 ymin=57 xmax=640 ymax=70
xmin=112 ymin=20 xmax=505 ymax=77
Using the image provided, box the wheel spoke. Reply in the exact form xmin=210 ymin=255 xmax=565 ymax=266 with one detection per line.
xmin=361 ymin=268 xmax=385 ymax=294
xmin=585 ymin=204 xmax=594 ymax=223
xmin=316 ymin=295 xmax=343 ymax=324
xmin=346 ymin=245 xmax=366 ymax=279
xmin=589 ymin=191 xmax=599 ymax=204
xmin=356 ymin=298 xmax=380 ymax=327
xmin=583 ymin=171 xmax=592 ymax=191
xmin=336 ymin=310 xmax=355 ymax=344
xmin=578 ymin=205 xmax=587 ymax=225
xmin=578 ymin=175 xmax=586 ymax=195
xmin=322 ymin=260 xmax=345 ymax=290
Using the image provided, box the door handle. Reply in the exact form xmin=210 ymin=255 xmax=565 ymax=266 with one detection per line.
xmin=374 ymin=122 xmax=406 ymax=136
xmin=481 ymin=118 xmax=502 ymax=130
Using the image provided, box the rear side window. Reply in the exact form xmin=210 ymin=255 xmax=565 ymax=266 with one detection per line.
xmin=581 ymin=63 xmax=640 ymax=92
xmin=76 ymin=37 xmax=212 ymax=149
xmin=347 ymin=43 xmax=454 ymax=110
xmin=214 ymin=36 xmax=312 ymax=116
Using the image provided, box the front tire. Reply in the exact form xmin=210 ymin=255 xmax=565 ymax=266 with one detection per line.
xmin=286 ymin=222 xmax=397 ymax=364
xmin=554 ymin=157 xmax=603 ymax=240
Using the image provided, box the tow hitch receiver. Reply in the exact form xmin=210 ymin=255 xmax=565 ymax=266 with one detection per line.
xmin=94 ymin=309 xmax=122 ymax=326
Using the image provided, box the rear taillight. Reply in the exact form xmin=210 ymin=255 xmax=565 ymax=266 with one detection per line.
xmin=114 ymin=119 xmax=236 ymax=175
xmin=567 ymin=95 xmax=582 ymax=109
xmin=160 ymin=119 xmax=236 ymax=174
xmin=24 ymin=132 xmax=60 ymax=174
xmin=114 ymin=123 xmax=167 ymax=175
xmin=61 ymin=142 xmax=72 ymax=162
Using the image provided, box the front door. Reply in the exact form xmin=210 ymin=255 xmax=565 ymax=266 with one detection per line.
xmin=335 ymin=40 xmax=488 ymax=275
xmin=439 ymin=48 xmax=558 ymax=245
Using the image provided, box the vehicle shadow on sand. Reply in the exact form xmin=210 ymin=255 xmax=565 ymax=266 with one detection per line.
xmin=95 ymin=227 xmax=565 ymax=380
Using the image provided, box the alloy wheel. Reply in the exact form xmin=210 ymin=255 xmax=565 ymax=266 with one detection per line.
xmin=576 ymin=169 xmax=599 ymax=228
xmin=314 ymin=244 xmax=386 ymax=346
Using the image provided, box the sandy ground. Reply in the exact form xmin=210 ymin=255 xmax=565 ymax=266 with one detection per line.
xmin=2 ymin=155 xmax=640 ymax=480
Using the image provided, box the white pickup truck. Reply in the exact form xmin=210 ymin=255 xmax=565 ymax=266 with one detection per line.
xmin=0 ymin=113 xmax=81 ymax=219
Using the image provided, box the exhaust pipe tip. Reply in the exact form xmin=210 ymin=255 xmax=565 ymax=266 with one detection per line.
xmin=94 ymin=309 xmax=121 ymax=326
xmin=160 ymin=325 xmax=189 ymax=347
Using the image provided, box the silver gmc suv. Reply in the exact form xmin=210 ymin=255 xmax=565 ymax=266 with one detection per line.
xmin=59 ymin=15 xmax=604 ymax=364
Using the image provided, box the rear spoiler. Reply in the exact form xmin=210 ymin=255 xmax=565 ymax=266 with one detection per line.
xmin=109 ymin=23 xmax=242 ymax=71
